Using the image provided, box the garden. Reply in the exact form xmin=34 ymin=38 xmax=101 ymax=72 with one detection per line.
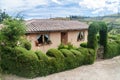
xmin=0 ymin=18 xmax=120 ymax=78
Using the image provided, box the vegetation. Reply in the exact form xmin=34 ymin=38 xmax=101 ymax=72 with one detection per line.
xmin=0 ymin=18 xmax=26 ymax=47
xmin=0 ymin=18 xmax=96 ymax=78
xmin=80 ymin=42 xmax=87 ymax=48
xmin=104 ymin=41 xmax=120 ymax=58
xmin=87 ymin=22 xmax=108 ymax=50
xmin=0 ymin=10 xmax=10 ymax=23
xmin=1 ymin=13 xmax=120 ymax=78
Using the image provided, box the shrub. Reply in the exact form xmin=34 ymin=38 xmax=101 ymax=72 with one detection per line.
xmin=20 ymin=40 xmax=31 ymax=50
xmin=80 ymin=42 xmax=87 ymax=48
xmin=60 ymin=49 xmax=76 ymax=69
xmin=1 ymin=47 xmax=39 ymax=78
xmin=58 ymin=43 xmax=67 ymax=50
xmin=35 ymin=50 xmax=48 ymax=62
xmin=60 ymin=49 xmax=75 ymax=58
xmin=104 ymin=41 xmax=120 ymax=59
xmin=87 ymin=22 xmax=108 ymax=51
xmin=77 ymin=47 xmax=96 ymax=64
xmin=58 ymin=43 xmax=76 ymax=50
xmin=70 ymin=49 xmax=84 ymax=66
xmin=46 ymin=49 xmax=65 ymax=71
xmin=46 ymin=48 xmax=64 ymax=59
xmin=1 ymin=46 xmax=96 ymax=78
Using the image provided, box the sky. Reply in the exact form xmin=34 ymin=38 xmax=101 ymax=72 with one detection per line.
xmin=0 ymin=0 xmax=120 ymax=20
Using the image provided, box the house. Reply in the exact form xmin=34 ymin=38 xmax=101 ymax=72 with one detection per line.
xmin=25 ymin=19 xmax=88 ymax=52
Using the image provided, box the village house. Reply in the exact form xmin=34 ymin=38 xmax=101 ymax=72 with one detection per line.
xmin=25 ymin=19 xmax=88 ymax=52
xmin=0 ymin=19 xmax=88 ymax=52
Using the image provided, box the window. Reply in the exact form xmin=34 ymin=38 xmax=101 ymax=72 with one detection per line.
xmin=35 ymin=34 xmax=52 ymax=46
xmin=77 ymin=31 xmax=85 ymax=41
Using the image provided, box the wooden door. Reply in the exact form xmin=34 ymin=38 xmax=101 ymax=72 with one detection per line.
xmin=61 ymin=32 xmax=68 ymax=44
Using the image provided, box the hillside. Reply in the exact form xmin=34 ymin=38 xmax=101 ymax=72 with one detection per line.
xmin=69 ymin=14 xmax=120 ymax=25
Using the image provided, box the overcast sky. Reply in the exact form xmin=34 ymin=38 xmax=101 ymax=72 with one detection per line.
xmin=0 ymin=0 xmax=120 ymax=20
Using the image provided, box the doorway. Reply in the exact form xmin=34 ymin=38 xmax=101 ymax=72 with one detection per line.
xmin=61 ymin=32 xmax=68 ymax=44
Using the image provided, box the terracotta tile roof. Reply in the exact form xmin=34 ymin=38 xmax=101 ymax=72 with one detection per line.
xmin=26 ymin=19 xmax=88 ymax=33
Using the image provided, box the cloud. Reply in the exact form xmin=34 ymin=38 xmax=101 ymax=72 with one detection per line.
xmin=0 ymin=0 xmax=49 ymax=12
xmin=0 ymin=0 xmax=120 ymax=19
xmin=79 ymin=0 xmax=106 ymax=9
xmin=79 ymin=0 xmax=119 ymax=14
xmin=52 ymin=0 xmax=62 ymax=4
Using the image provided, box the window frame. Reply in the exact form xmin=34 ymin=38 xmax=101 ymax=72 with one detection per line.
xmin=77 ymin=31 xmax=85 ymax=41
xmin=35 ymin=33 xmax=52 ymax=46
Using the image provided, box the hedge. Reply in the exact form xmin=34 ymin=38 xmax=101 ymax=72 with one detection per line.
xmin=77 ymin=47 xmax=96 ymax=64
xmin=1 ymin=47 xmax=96 ymax=78
xmin=104 ymin=41 xmax=120 ymax=59
xmin=1 ymin=47 xmax=39 ymax=78
xmin=87 ymin=22 xmax=108 ymax=51
xmin=80 ymin=42 xmax=87 ymax=48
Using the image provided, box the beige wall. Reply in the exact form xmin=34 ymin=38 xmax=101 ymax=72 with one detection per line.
xmin=26 ymin=32 xmax=61 ymax=53
xmin=26 ymin=30 xmax=88 ymax=53
xmin=68 ymin=30 xmax=88 ymax=47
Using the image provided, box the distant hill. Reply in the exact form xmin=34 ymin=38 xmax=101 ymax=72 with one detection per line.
xmin=69 ymin=14 xmax=120 ymax=25
xmin=51 ymin=14 xmax=120 ymax=29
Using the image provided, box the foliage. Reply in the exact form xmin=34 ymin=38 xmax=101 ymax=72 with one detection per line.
xmin=19 ymin=38 xmax=31 ymax=50
xmin=46 ymin=48 xmax=64 ymax=59
xmin=80 ymin=42 xmax=87 ymax=48
xmin=35 ymin=50 xmax=48 ymax=62
xmin=104 ymin=41 xmax=120 ymax=59
xmin=0 ymin=18 xmax=97 ymax=78
xmin=77 ymin=47 xmax=96 ymax=64
xmin=0 ymin=18 xmax=26 ymax=47
xmin=1 ymin=47 xmax=39 ymax=78
xmin=1 ymin=46 xmax=96 ymax=78
xmin=0 ymin=10 xmax=11 ymax=23
xmin=58 ymin=43 xmax=77 ymax=50
xmin=87 ymin=22 xmax=99 ymax=50
xmin=99 ymin=22 xmax=108 ymax=47
xmin=87 ymin=21 xmax=108 ymax=51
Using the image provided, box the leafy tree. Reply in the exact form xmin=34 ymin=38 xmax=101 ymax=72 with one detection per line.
xmin=0 ymin=18 xmax=26 ymax=48
xmin=0 ymin=9 xmax=10 ymax=23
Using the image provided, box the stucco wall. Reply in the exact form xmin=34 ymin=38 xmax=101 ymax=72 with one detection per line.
xmin=26 ymin=32 xmax=61 ymax=53
xmin=67 ymin=30 xmax=88 ymax=47
xmin=26 ymin=30 xmax=88 ymax=53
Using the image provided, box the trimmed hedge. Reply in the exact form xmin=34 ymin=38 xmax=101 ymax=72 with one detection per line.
xmin=1 ymin=47 xmax=96 ymax=78
xmin=46 ymin=49 xmax=64 ymax=59
xmin=104 ymin=41 xmax=120 ymax=59
xmin=87 ymin=22 xmax=108 ymax=51
xmin=35 ymin=50 xmax=48 ymax=62
xmin=77 ymin=47 xmax=96 ymax=64
xmin=80 ymin=42 xmax=87 ymax=48
xmin=1 ymin=47 xmax=39 ymax=78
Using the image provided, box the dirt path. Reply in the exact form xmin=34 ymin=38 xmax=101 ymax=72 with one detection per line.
xmin=2 ymin=56 xmax=120 ymax=80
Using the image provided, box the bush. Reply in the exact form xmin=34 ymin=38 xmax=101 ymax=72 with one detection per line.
xmin=80 ymin=42 xmax=87 ymax=48
xmin=104 ymin=41 xmax=120 ymax=59
xmin=60 ymin=49 xmax=76 ymax=69
xmin=1 ymin=47 xmax=39 ymax=78
xmin=46 ymin=48 xmax=64 ymax=59
xmin=46 ymin=49 xmax=65 ymax=72
xmin=58 ymin=43 xmax=76 ymax=50
xmin=35 ymin=50 xmax=48 ymax=62
xmin=70 ymin=49 xmax=84 ymax=66
xmin=1 ymin=47 xmax=96 ymax=78
xmin=20 ymin=39 xmax=32 ymax=50
xmin=87 ymin=22 xmax=108 ymax=51
xmin=77 ymin=47 xmax=96 ymax=64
